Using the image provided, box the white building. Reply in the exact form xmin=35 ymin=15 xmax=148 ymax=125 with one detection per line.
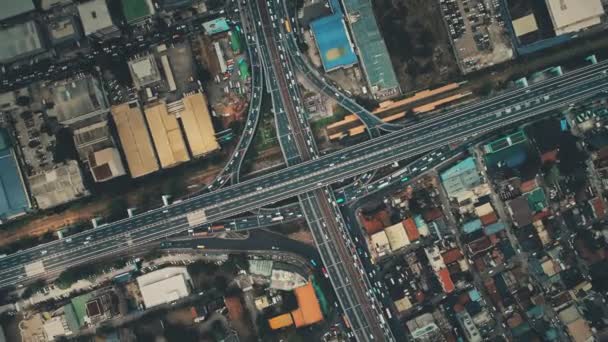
xmin=137 ymin=267 xmax=192 ymax=309
xmin=546 ymin=0 xmax=605 ymax=36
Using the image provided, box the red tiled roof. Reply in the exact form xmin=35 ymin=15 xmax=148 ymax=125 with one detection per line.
xmin=403 ymin=218 xmax=420 ymax=241
xmin=541 ymin=149 xmax=558 ymax=164
xmin=479 ymin=212 xmax=498 ymax=226
xmin=423 ymin=208 xmax=443 ymax=222
xmin=441 ymin=248 xmax=463 ymax=264
xmin=438 ymin=268 xmax=455 ymax=293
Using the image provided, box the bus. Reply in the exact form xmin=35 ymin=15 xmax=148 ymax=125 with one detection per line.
xmin=284 ymin=19 xmax=292 ymax=33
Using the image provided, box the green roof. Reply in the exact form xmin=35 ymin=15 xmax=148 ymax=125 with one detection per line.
xmin=526 ymin=188 xmax=546 ymax=212
xmin=230 ymin=30 xmax=242 ymax=53
xmin=122 ymin=0 xmax=153 ymax=22
xmin=64 ymin=293 xmax=93 ymax=329
xmin=238 ymin=59 xmax=250 ymax=80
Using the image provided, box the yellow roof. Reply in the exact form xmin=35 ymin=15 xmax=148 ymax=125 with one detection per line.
xmin=111 ymin=102 xmax=159 ymax=178
xmin=268 ymin=313 xmax=294 ymax=330
xmin=180 ymin=93 xmax=219 ymax=157
xmin=512 ymin=14 xmax=539 ymax=37
xmin=144 ymin=102 xmax=190 ymax=169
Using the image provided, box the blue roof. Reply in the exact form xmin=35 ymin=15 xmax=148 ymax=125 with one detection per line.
xmin=440 ymin=157 xmax=477 ymax=180
xmin=463 ymin=219 xmax=483 ymax=234
xmin=468 ymin=289 xmax=481 ymax=302
xmin=0 ymin=130 xmax=29 ymax=219
xmin=329 ymin=0 xmax=342 ymax=14
xmin=202 ymin=17 xmax=230 ymax=35
xmin=311 ymin=14 xmax=358 ymax=71
xmin=484 ymin=221 xmax=506 ymax=235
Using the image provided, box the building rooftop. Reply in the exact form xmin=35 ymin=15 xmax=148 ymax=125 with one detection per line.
xmin=49 ymin=16 xmax=81 ymax=45
xmin=507 ymin=196 xmax=533 ymax=227
xmin=385 ymin=222 xmax=410 ymax=251
xmin=111 ymin=102 xmax=159 ymax=178
xmin=88 ymin=147 xmax=126 ymax=182
xmin=546 ymin=0 xmax=604 ymax=35
xmin=0 ymin=21 xmax=45 ymax=64
xmin=28 ymin=160 xmax=88 ymax=209
xmin=371 ymin=230 xmax=390 ymax=255
xmin=144 ymin=102 xmax=190 ymax=169
xmin=512 ymin=14 xmax=539 ymax=38
xmin=440 ymin=157 xmax=482 ymax=198
xmin=249 ymin=259 xmax=273 ymax=277
xmin=291 ymin=282 xmax=323 ymax=327
xmin=0 ymin=129 xmax=30 ymax=220
xmin=47 ymin=76 xmax=109 ymax=125
xmin=341 ymin=0 xmax=400 ymax=98
xmin=129 ymin=55 xmax=161 ymax=89
xmin=77 ymin=0 xmax=115 ymax=36
xmin=310 ymin=14 xmax=358 ymax=71
xmin=72 ymin=120 xmax=113 ymax=160
xmin=176 ymin=92 xmax=220 ymax=157
xmin=0 ymin=0 xmax=35 ymax=21
xmin=202 ymin=17 xmax=230 ymax=35
xmin=122 ymin=0 xmax=155 ymax=23
xmin=137 ymin=267 xmax=192 ymax=309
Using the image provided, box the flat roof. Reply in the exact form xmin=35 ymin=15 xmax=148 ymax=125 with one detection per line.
xmin=122 ymin=0 xmax=155 ymax=22
xmin=385 ymin=222 xmax=410 ymax=251
xmin=111 ymin=102 xmax=159 ymax=178
xmin=48 ymin=76 xmax=108 ymax=124
xmin=311 ymin=14 xmax=358 ymax=71
xmin=0 ymin=21 xmax=45 ymax=64
xmin=202 ymin=17 xmax=230 ymax=35
xmin=28 ymin=160 xmax=88 ymax=209
xmin=0 ymin=130 xmax=29 ymax=219
xmin=512 ymin=14 xmax=539 ymax=37
xmin=77 ymin=0 xmax=114 ymax=36
xmin=129 ymin=55 xmax=161 ymax=89
xmin=546 ymin=0 xmax=604 ymax=35
xmin=144 ymin=102 xmax=190 ymax=169
xmin=178 ymin=93 xmax=219 ymax=157
xmin=137 ymin=267 xmax=191 ymax=309
xmin=341 ymin=0 xmax=400 ymax=98
xmin=0 ymin=0 xmax=35 ymax=21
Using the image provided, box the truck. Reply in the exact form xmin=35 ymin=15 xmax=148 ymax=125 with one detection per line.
xmin=271 ymin=216 xmax=284 ymax=222
xmin=210 ymin=224 xmax=225 ymax=232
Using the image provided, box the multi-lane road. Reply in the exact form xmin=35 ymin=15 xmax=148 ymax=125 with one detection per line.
xmin=0 ymin=52 xmax=607 ymax=291
xmin=251 ymin=0 xmax=392 ymax=339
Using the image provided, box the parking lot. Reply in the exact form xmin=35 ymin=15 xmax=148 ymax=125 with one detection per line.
xmin=440 ymin=0 xmax=514 ymax=73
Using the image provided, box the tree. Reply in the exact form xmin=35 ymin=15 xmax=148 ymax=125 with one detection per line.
xmin=21 ymin=279 xmax=45 ymax=299
xmin=477 ymin=80 xmax=494 ymax=97
xmin=16 ymin=96 xmax=32 ymax=107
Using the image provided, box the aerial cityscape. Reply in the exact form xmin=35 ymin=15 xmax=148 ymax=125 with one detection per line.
xmin=0 ymin=0 xmax=607 ymax=341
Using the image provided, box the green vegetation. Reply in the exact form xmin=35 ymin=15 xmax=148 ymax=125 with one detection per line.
xmin=55 ymin=258 xmax=129 ymax=289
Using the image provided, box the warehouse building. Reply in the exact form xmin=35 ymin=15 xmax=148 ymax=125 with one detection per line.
xmin=129 ymin=54 xmax=162 ymax=90
xmin=0 ymin=21 xmax=46 ymax=64
xmin=0 ymin=129 xmax=30 ymax=221
xmin=0 ymin=0 xmax=35 ymax=22
xmin=144 ymin=101 xmax=190 ymax=169
xmin=171 ymin=92 xmax=220 ymax=158
xmin=310 ymin=13 xmax=358 ymax=72
xmin=137 ymin=267 xmax=192 ymax=309
xmin=341 ymin=0 xmax=400 ymax=99
xmin=46 ymin=75 xmax=109 ymax=125
xmin=77 ymin=0 xmax=118 ymax=37
xmin=111 ymin=101 xmax=159 ymax=178
xmin=546 ymin=0 xmax=605 ymax=36
xmin=122 ymin=0 xmax=155 ymax=24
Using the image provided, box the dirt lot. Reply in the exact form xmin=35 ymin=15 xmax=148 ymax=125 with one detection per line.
xmin=373 ymin=0 xmax=460 ymax=91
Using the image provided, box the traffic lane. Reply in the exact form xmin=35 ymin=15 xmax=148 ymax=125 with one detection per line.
xmin=165 ymin=229 xmax=320 ymax=261
xmin=1 ymin=66 xmax=608 ymax=284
